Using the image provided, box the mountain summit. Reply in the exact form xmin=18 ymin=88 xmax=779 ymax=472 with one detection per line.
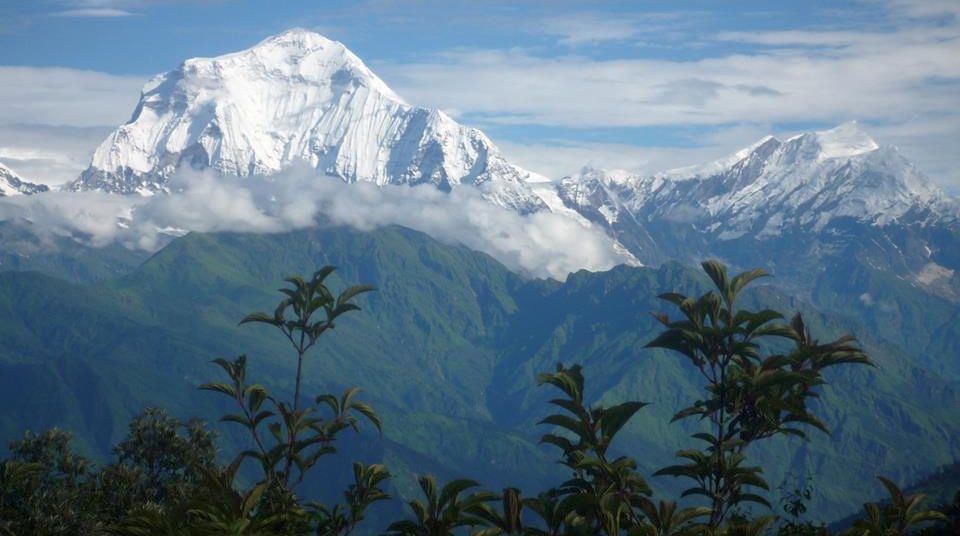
xmin=67 ymin=29 xmax=545 ymax=212
xmin=556 ymin=123 xmax=959 ymax=298
xmin=0 ymin=161 xmax=49 ymax=196
xmin=798 ymin=120 xmax=879 ymax=159
xmin=561 ymin=123 xmax=955 ymax=240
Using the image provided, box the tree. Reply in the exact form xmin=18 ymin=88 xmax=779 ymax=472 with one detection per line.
xmin=198 ymin=267 xmax=386 ymax=532
xmin=775 ymin=474 xmax=827 ymax=536
xmin=647 ymin=260 xmax=873 ymax=529
xmin=0 ymin=429 xmax=95 ymax=534
xmin=90 ymin=407 xmax=219 ymax=528
xmin=843 ymin=477 xmax=948 ymax=536
xmin=117 ymin=266 xmax=387 ymax=534
xmin=530 ymin=364 xmax=659 ymax=535
xmin=386 ymin=475 xmax=495 ymax=536
xmin=111 ymin=408 xmax=218 ymax=505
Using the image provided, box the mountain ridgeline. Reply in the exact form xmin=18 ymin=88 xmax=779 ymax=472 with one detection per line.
xmin=0 ymin=225 xmax=957 ymax=523
xmin=0 ymin=162 xmax=48 ymax=196
xmin=55 ymin=29 xmax=960 ymax=342
xmin=555 ymin=122 xmax=960 ymax=316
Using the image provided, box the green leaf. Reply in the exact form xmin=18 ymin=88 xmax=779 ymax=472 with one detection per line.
xmin=220 ymin=414 xmax=251 ymax=427
xmin=312 ymin=266 xmax=337 ymax=284
xmin=539 ymin=415 xmax=589 ymax=441
xmin=241 ymin=481 xmax=268 ymax=517
xmin=438 ymin=478 xmax=481 ymax=507
xmin=671 ymin=405 xmax=705 ymax=423
xmin=338 ymin=284 xmax=375 ymax=306
xmin=737 ymin=493 xmax=772 ymax=508
xmin=599 ymin=401 xmax=647 ymax=441
xmin=540 ymin=433 xmax=575 ymax=453
xmin=730 ymin=268 xmax=769 ymax=300
xmin=350 ymin=401 xmax=382 ymax=431
xmin=701 ymin=260 xmax=730 ymax=297
xmin=878 ymin=476 xmax=906 ymax=510
xmin=239 ymin=311 xmax=276 ymax=326
xmin=198 ymin=382 xmax=236 ymax=398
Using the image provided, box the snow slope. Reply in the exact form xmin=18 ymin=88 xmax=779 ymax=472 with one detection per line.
xmin=0 ymin=161 xmax=49 ymax=196
xmin=559 ymin=122 xmax=958 ymax=240
xmin=553 ymin=122 xmax=960 ymax=299
xmin=67 ymin=29 xmax=545 ymax=213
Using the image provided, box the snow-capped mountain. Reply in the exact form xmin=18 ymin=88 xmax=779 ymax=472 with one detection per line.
xmin=0 ymin=162 xmax=49 ymax=196
xmin=560 ymin=122 xmax=956 ymax=238
xmin=67 ymin=29 xmax=545 ymax=213
xmin=556 ymin=122 xmax=960 ymax=298
xmin=56 ymin=28 xmax=958 ymax=298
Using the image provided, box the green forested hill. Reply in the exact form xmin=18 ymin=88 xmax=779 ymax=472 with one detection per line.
xmin=0 ymin=225 xmax=957 ymax=522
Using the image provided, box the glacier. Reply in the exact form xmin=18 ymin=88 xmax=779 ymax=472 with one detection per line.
xmin=67 ymin=29 xmax=546 ymax=213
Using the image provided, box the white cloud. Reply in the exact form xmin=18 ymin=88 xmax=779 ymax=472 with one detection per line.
xmin=0 ymin=169 xmax=628 ymax=280
xmin=376 ymin=12 xmax=960 ymax=189
xmin=3 ymin=1 xmax=959 ymax=192
xmin=0 ymin=67 xmax=145 ymax=127
xmin=45 ymin=0 xmax=171 ymax=17
xmin=498 ymin=140 xmax=744 ymax=181
xmin=497 ymin=123 xmax=778 ymax=182
xmin=0 ymin=68 xmax=144 ymax=186
xmin=52 ymin=8 xmax=133 ymax=17
xmin=0 ymin=124 xmax=114 ymax=186
xmin=537 ymin=12 xmax=698 ymax=46
xmin=384 ymin=29 xmax=960 ymax=129
xmin=884 ymin=0 xmax=960 ymax=19
xmin=542 ymin=15 xmax=641 ymax=46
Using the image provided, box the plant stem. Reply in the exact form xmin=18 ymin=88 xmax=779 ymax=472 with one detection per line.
xmin=236 ymin=390 xmax=271 ymax=479
xmin=294 ymin=349 xmax=305 ymax=412
xmin=282 ymin=348 xmax=306 ymax=487
xmin=712 ymin=300 xmax=738 ymax=529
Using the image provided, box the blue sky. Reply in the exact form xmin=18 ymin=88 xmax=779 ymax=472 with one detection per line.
xmin=0 ymin=0 xmax=958 ymax=192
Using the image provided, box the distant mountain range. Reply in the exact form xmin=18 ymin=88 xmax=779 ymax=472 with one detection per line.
xmin=50 ymin=29 xmax=958 ymax=305
xmin=555 ymin=122 xmax=960 ymax=299
xmin=3 ymin=28 xmax=954 ymax=376
xmin=0 ymin=161 xmax=48 ymax=196
xmin=559 ymin=121 xmax=956 ymax=244
xmin=0 ymin=225 xmax=956 ymax=522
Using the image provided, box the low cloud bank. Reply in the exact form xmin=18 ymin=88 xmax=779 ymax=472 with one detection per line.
xmin=0 ymin=167 xmax=629 ymax=280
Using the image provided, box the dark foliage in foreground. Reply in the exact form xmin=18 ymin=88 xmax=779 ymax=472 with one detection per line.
xmin=0 ymin=262 xmax=952 ymax=535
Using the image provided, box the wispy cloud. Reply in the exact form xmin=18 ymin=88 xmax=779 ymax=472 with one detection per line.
xmin=386 ymin=28 xmax=960 ymax=128
xmin=537 ymin=12 xmax=699 ymax=46
xmin=379 ymin=4 xmax=960 ymax=188
xmin=0 ymin=67 xmax=144 ymax=127
xmin=0 ymin=169 xmax=630 ymax=279
xmin=0 ymin=124 xmax=113 ymax=186
xmin=498 ymin=123 xmax=776 ymax=180
xmin=45 ymin=0 xmax=189 ymax=18
xmin=52 ymin=8 xmax=133 ymax=17
xmin=3 ymin=0 xmax=959 ymax=192
xmin=884 ymin=0 xmax=960 ymax=19
xmin=0 ymin=68 xmax=144 ymax=185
